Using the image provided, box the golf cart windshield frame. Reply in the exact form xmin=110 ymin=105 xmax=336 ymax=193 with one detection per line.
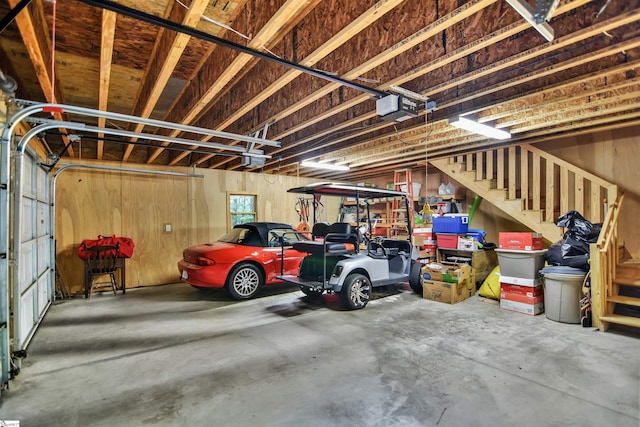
xmin=287 ymin=182 xmax=414 ymax=238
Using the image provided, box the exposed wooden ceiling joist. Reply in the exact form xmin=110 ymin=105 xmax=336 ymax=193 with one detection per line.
xmin=0 ymin=0 xmax=638 ymax=180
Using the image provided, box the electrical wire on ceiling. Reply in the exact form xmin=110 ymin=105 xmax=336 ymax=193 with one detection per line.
xmin=50 ymin=0 xmax=57 ymax=103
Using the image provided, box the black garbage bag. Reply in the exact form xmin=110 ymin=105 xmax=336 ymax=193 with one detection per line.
xmin=547 ymin=211 xmax=602 ymax=270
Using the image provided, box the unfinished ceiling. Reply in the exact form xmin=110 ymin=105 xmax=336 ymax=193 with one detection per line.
xmin=0 ymin=0 xmax=639 ymax=181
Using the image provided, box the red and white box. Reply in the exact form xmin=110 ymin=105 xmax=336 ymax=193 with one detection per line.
xmin=499 ymin=232 xmax=543 ymax=251
xmin=499 ymin=275 xmax=543 ymax=287
xmin=500 ymin=283 xmax=544 ymax=305
xmin=500 ymin=298 xmax=544 ymax=315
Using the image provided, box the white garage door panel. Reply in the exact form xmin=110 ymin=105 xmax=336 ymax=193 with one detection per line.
xmin=19 ymin=241 xmax=36 ymax=294
xmin=36 ymin=201 xmax=48 ymax=238
xmin=36 ymin=165 xmax=47 ymax=199
xmin=37 ymin=237 xmax=48 ymax=276
xmin=21 ymin=198 xmax=34 ymax=241
xmin=37 ymin=275 xmax=49 ymax=315
xmin=13 ymin=151 xmax=53 ymax=353
xmin=19 ymin=287 xmax=35 ymax=347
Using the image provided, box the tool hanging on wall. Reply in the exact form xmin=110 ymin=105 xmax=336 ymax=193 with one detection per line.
xmin=295 ymin=198 xmax=311 ymax=237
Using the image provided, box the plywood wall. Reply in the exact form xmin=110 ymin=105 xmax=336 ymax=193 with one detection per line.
xmin=55 ymin=162 xmax=338 ymax=295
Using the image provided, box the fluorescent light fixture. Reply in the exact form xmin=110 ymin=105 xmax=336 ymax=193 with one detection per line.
xmin=300 ymin=160 xmax=350 ymax=171
xmin=449 ymin=117 xmax=511 ymax=140
xmin=505 ymin=0 xmax=555 ymax=41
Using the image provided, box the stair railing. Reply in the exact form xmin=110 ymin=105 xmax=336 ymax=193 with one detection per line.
xmin=590 ymin=192 xmax=625 ymax=328
xmin=446 ymin=143 xmax=617 ymax=225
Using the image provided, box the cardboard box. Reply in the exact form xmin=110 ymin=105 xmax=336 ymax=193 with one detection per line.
xmin=457 ymin=236 xmax=479 ymax=251
xmin=436 ymin=233 xmax=459 ymax=249
xmin=500 ymin=283 xmax=544 ymax=305
xmin=499 ymin=275 xmax=543 ymax=287
xmin=500 ymin=283 xmax=543 ymax=297
xmin=499 ymin=232 xmax=543 ymax=251
xmin=500 ymin=291 xmax=544 ymax=305
xmin=500 ymin=298 xmax=544 ymax=315
xmin=422 ymin=263 xmax=471 ymax=284
xmin=423 ymin=278 xmax=473 ymax=304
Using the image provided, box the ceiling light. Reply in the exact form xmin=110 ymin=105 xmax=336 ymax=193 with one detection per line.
xmin=505 ymin=0 xmax=555 ymax=41
xmin=300 ymin=160 xmax=350 ymax=171
xmin=449 ymin=117 xmax=511 ymax=140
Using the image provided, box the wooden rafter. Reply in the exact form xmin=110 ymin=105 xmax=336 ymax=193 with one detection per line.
xmin=8 ymin=0 xmax=74 ymax=156
xmin=97 ymin=9 xmax=116 ymax=160
xmin=121 ymin=0 xmax=210 ymax=162
xmin=147 ymin=0 xmax=323 ymax=164
xmin=262 ymin=7 xmax=640 ymax=174
xmin=171 ymin=0 xmax=407 ymax=167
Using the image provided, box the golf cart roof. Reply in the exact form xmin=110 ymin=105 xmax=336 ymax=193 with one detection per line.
xmin=287 ymin=182 xmax=408 ymax=201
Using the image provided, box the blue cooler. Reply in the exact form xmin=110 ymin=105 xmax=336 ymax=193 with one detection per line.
xmin=432 ymin=214 xmax=469 ymax=234
xmin=466 ymin=228 xmax=486 ymax=244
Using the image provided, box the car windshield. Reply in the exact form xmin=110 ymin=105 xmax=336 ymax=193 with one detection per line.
xmin=268 ymin=228 xmax=307 ymax=247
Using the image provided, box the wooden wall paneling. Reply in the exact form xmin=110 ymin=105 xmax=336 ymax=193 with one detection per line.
xmin=121 ymin=166 xmax=190 ymax=288
xmin=55 ymin=169 xmax=123 ymax=294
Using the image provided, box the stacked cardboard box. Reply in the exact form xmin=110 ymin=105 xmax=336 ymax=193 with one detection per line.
xmin=497 ymin=232 xmax=547 ymax=316
xmin=422 ymin=263 xmax=473 ymax=304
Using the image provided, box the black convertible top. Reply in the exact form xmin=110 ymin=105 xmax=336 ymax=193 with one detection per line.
xmin=234 ymin=222 xmax=294 ymax=247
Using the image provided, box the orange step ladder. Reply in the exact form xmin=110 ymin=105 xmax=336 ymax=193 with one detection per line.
xmin=390 ymin=169 xmax=415 ymax=236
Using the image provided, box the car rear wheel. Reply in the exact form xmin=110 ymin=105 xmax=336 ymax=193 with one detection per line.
xmin=409 ymin=261 xmax=423 ymax=294
xmin=339 ymin=273 xmax=371 ymax=310
xmin=227 ymin=263 xmax=263 ymax=300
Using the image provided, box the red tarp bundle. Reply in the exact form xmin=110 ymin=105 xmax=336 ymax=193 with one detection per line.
xmin=77 ymin=235 xmax=135 ymax=260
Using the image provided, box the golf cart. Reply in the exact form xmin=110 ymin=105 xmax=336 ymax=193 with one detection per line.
xmin=277 ymin=183 xmax=422 ymax=310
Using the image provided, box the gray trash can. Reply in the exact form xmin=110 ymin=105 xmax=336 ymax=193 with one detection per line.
xmin=541 ymin=266 xmax=587 ymax=324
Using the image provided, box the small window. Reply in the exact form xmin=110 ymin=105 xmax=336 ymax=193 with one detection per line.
xmin=228 ymin=193 xmax=258 ymax=228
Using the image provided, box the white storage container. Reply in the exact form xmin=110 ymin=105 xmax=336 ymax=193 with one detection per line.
xmin=541 ymin=266 xmax=587 ymax=324
xmin=495 ymin=249 xmax=547 ymax=280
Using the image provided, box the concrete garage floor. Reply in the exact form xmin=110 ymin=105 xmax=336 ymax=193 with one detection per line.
xmin=0 ymin=282 xmax=638 ymax=426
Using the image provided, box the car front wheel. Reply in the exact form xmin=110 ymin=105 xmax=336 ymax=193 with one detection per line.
xmin=227 ymin=263 xmax=263 ymax=300
xmin=339 ymin=273 xmax=371 ymax=310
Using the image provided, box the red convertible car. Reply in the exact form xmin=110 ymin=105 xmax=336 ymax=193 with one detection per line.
xmin=178 ymin=222 xmax=308 ymax=299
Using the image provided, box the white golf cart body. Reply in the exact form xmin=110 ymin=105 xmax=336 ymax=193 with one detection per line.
xmin=277 ymin=183 xmax=421 ymax=309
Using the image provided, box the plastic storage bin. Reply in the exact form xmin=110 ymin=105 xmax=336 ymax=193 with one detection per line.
xmin=436 ymin=234 xmax=459 ymax=249
xmin=541 ymin=266 xmax=587 ymax=324
xmin=495 ymin=249 xmax=547 ymax=279
xmin=432 ymin=214 xmax=469 ymax=234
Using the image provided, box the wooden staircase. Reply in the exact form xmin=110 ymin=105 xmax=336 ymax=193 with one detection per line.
xmin=590 ymin=193 xmax=640 ymax=331
xmin=430 ymin=144 xmax=616 ymax=243
xmin=431 ymin=144 xmax=639 ymax=332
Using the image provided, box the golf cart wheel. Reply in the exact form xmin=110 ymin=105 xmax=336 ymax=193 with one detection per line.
xmin=301 ymin=287 xmax=323 ymax=299
xmin=339 ymin=273 xmax=371 ymax=310
xmin=409 ymin=262 xmax=423 ymax=294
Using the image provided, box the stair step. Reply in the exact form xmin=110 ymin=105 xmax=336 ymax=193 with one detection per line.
xmin=615 ymin=277 xmax=640 ymax=287
xmin=598 ymin=314 xmax=640 ymax=329
xmin=608 ymin=296 xmax=640 ymax=307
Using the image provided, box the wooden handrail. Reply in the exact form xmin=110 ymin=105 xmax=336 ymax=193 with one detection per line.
xmin=598 ymin=192 xmax=625 ymax=252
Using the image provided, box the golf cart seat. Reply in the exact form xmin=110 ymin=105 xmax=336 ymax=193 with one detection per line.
xmin=293 ymin=222 xmax=359 ymax=255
